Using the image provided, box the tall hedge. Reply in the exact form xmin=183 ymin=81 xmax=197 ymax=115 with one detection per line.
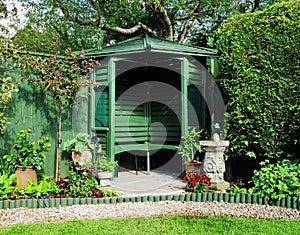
xmin=216 ymin=1 xmax=299 ymax=159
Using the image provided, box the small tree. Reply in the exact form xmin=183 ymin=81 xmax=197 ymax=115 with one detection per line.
xmin=19 ymin=49 xmax=98 ymax=180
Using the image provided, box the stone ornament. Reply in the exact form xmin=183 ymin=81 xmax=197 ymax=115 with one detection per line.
xmin=199 ymin=133 xmax=229 ymax=192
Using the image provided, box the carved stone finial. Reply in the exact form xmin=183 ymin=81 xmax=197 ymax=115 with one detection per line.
xmin=212 ymin=132 xmax=220 ymax=142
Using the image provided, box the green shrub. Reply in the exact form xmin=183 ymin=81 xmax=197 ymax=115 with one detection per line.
xmin=66 ymin=170 xmax=99 ymax=198
xmin=216 ymin=1 xmax=300 ymax=159
xmin=251 ymin=159 xmax=300 ymax=200
xmin=22 ymin=175 xmax=61 ymax=198
xmin=4 ymin=128 xmax=51 ymax=171
xmin=95 ymin=155 xmax=118 ymax=172
xmin=227 ymin=185 xmax=249 ymax=195
xmin=101 ymin=187 xmax=119 ymax=197
xmin=0 ymin=172 xmax=17 ymax=199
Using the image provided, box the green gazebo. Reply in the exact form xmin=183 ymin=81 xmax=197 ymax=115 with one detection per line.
xmin=85 ymin=33 xmax=218 ymax=174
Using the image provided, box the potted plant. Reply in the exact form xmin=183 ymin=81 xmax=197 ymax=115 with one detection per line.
xmin=63 ymin=133 xmax=101 ymax=166
xmin=94 ymin=155 xmax=118 ymax=186
xmin=3 ymin=128 xmax=51 ymax=188
xmin=177 ymin=128 xmax=203 ymax=173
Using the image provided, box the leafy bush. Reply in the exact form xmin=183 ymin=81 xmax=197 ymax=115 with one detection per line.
xmin=227 ymin=185 xmax=250 ymax=195
xmin=63 ymin=133 xmax=100 ymax=153
xmin=101 ymin=187 xmax=119 ymax=197
xmin=4 ymin=128 xmax=51 ymax=171
xmin=0 ymin=173 xmax=17 ymax=199
xmin=95 ymin=155 xmax=118 ymax=172
xmin=216 ymin=1 xmax=300 ymax=159
xmin=66 ymin=168 xmax=100 ymax=198
xmin=251 ymin=159 xmax=300 ymax=200
xmin=0 ymin=173 xmax=61 ymax=199
xmin=22 ymin=175 xmax=61 ymax=198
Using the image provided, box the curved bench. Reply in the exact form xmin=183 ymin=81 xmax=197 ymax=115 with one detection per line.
xmin=114 ymin=143 xmax=179 ymax=174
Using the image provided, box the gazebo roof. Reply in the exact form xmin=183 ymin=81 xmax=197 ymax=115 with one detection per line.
xmin=86 ymin=33 xmax=216 ymax=58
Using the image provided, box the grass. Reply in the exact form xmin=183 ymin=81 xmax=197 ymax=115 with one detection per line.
xmin=0 ymin=215 xmax=299 ymax=235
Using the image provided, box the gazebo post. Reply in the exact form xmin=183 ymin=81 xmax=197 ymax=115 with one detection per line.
xmin=108 ymin=58 xmax=116 ymax=164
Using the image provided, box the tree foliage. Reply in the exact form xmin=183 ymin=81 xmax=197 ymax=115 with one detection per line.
xmin=216 ymin=0 xmax=300 ymax=159
xmin=12 ymin=25 xmax=69 ymax=53
xmin=14 ymin=0 xmax=283 ymax=53
xmin=0 ymin=0 xmax=16 ymax=19
xmin=0 ymin=0 xmax=23 ymax=37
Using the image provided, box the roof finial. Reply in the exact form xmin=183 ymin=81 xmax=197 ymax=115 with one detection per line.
xmin=144 ymin=32 xmax=151 ymax=50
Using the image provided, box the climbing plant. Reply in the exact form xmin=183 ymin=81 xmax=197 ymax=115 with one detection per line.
xmin=0 ymin=38 xmax=19 ymax=134
xmin=216 ymin=1 xmax=300 ymax=159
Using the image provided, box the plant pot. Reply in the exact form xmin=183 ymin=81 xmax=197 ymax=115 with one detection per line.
xmin=15 ymin=166 xmax=37 ymax=188
xmin=184 ymin=161 xmax=201 ymax=173
xmin=99 ymin=171 xmax=113 ymax=179
xmin=97 ymin=171 xmax=113 ymax=186
xmin=71 ymin=148 xmax=93 ymax=166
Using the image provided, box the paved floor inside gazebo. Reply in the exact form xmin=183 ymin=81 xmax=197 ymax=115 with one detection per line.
xmin=110 ymin=169 xmax=186 ymax=197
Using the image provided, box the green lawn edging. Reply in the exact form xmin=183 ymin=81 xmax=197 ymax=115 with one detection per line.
xmin=0 ymin=193 xmax=299 ymax=210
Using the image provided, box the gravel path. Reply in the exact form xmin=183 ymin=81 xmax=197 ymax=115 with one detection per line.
xmin=0 ymin=201 xmax=299 ymax=227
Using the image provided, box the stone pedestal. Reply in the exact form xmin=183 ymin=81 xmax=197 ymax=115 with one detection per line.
xmin=200 ymin=133 xmax=229 ymax=192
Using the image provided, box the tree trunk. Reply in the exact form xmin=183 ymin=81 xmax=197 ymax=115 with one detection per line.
xmin=55 ymin=109 xmax=62 ymax=181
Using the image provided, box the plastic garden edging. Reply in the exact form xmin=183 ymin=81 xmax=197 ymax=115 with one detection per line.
xmin=0 ymin=193 xmax=299 ymax=210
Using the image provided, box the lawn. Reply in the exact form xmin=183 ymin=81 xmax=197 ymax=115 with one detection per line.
xmin=0 ymin=215 xmax=299 ymax=235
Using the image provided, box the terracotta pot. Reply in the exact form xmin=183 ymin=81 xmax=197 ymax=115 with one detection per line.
xmin=15 ymin=166 xmax=37 ymax=188
xmin=184 ymin=161 xmax=201 ymax=173
xmin=71 ymin=148 xmax=93 ymax=166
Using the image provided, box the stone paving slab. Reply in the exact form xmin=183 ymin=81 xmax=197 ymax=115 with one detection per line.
xmin=110 ymin=170 xmax=186 ymax=196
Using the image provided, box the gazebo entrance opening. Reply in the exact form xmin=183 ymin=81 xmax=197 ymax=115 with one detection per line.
xmin=93 ymin=55 xmax=208 ymax=174
xmin=114 ymin=66 xmax=181 ymax=172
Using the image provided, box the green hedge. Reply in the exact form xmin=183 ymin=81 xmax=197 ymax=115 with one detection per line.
xmin=216 ymin=1 xmax=300 ymax=159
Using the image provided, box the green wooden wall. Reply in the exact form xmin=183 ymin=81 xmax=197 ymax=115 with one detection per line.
xmin=0 ymin=76 xmax=73 ymax=177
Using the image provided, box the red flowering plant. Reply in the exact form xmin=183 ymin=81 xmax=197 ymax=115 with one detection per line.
xmin=183 ymin=172 xmax=211 ymax=193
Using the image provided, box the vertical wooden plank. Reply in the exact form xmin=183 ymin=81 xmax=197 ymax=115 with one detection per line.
xmin=146 ymin=150 xmax=150 ymax=175
xmin=208 ymin=56 xmax=222 ymax=134
xmin=89 ymin=69 xmax=96 ymax=135
xmin=206 ymin=57 xmax=215 ymax=131
xmin=200 ymin=66 xmax=207 ymax=129
xmin=209 ymin=57 xmax=218 ymax=80
xmin=181 ymin=58 xmax=189 ymax=173
xmin=181 ymin=58 xmax=189 ymax=136
xmin=108 ymin=58 xmax=116 ymax=162
xmin=145 ymin=101 xmax=151 ymax=175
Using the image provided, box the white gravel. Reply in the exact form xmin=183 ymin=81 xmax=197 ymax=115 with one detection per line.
xmin=0 ymin=201 xmax=299 ymax=227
